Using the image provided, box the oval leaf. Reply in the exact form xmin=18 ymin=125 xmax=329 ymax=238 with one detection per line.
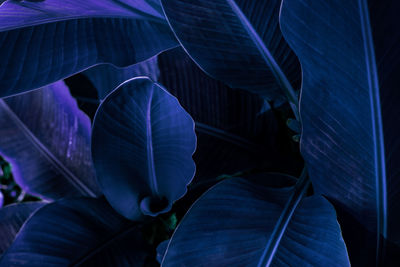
xmin=0 ymin=0 xmax=178 ymax=97
xmin=0 ymin=81 xmax=100 ymax=199
xmin=92 ymin=77 xmax=196 ymax=220
xmin=0 ymin=198 xmax=151 ymax=266
xmin=161 ymin=0 xmax=301 ymax=107
xmin=280 ymin=0 xmax=400 ymax=263
xmin=162 ymin=175 xmax=350 ymax=266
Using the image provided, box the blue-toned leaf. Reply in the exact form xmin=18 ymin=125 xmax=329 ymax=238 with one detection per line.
xmin=0 ymin=0 xmax=178 ymax=97
xmin=0 ymin=198 xmax=151 ymax=266
xmin=156 ymin=240 xmax=169 ymax=264
xmin=162 ymin=174 xmax=349 ymax=266
xmin=0 ymin=202 xmax=44 ymax=256
xmin=280 ymin=0 xmax=400 ymax=263
xmin=84 ymin=55 xmax=160 ymax=100
xmin=159 ymin=48 xmax=291 ymax=179
xmin=92 ymin=77 xmax=196 ymax=220
xmin=0 ymin=81 xmax=100 ymax=199
xmin=161 ymin=0 xmax=301 ymax=108
xmin=87 ymin=47 xmax=299 ymax=186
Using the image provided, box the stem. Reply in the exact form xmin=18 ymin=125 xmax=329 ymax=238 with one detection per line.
xmin=257 ymin=167 xmax=310 ymax=267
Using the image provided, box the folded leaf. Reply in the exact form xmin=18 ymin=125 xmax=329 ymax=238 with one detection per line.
xmin=84 ymin=55 xmax=160 ymax=100
xmin=161 ymin=0 xmax=301 ymax=107
xmin=0 ymin=0 xmax=178 ymax=97
xmin=162 ymin=174 xmax=349 ymax=266
xmin=92 ymin=77 xmax=196 ymax=220
xmin=0 ymin=81 xmax=100 ymax=199
xmin=280 ymin=0 xmax=400 ymax=262
xmin=0 ymin=198 xmax=151 ymax=266
xmin=0 ymin=202 xmax=44 ymax=256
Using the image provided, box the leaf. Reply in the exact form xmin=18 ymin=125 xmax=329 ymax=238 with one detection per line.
xmin=91 ymin=77 xmax=196 ymax=220
xmin=0 ymin=0 xmax=178 ymax=97
xmin=280 ymin=0 xmax=400 ymax=263
xmin=161 ymin=174 xmax=350 ymax=266
xmin=0 ymin=81 xmax=101 ymax=199
xmin=84 ymin=55 xmax=160 ymax=100
xmin=0 ymin=191 xmax=3 ymax=208
xmin=86 ymin=47 xmax=300 ymax=188
xmin=0 ymin=198 xmax=152 ymax=266
xmin=161 ymin=0 xmax=301 ymax=109
xmin=156 ymin=239 xmax=169 ymax=264
xmin=0 ymin=202 xmax=44 ymax=256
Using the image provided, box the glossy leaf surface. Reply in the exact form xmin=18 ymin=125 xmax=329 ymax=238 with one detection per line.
xmin=281 ymin=0 xmax=400 ymax=261
xmin=162 ymin=175 xmax=349 ymax=266
xmin=0 ymin=198 xmax=151 ymax=266
xmin=161 ymin=0 xmax=301 ymax=105
xmin=92 ymin=77 xmax=196 ymax=220
xmin=0 ymin=81 xmax=100 ymax=199
xmin=0 ymin=0 xmax=178 ymax=97
xmin=0 ymin=202 xmax=44 ymax=256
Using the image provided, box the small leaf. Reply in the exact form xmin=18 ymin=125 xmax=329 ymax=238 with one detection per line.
xmin=92 ymin=77 xmax=196 ymax=220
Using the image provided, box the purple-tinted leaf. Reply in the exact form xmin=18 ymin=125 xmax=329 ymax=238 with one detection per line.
xmin=161 ymin=0 xmax=301 ymax=110
xmin=92 ymin=77 xmax=196 ymax=220
xmin=0 ymin=198 xmax=151 ymax=266
xmin=0 ymin=81 xmax=101 ymax=200
xmin=0 ymin=0 xmax=178 ymax=97
xmin=0 ymin=191 xmax=3 ymax=208
xmin=0 ymin=202 xmax=44 ymax=256
xmin=162 ymin=174 xmax=349 ymax=266
xmin=280 ymin=0 xmax=400 ymax=264
xmin=84 ymin=55 xmax=160 ymax=100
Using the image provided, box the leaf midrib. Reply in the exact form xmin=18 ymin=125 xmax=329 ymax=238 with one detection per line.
xmin=358 ymin=0 xmax=387 ymax=261
xmin=0 ymin=100 xmax=96 ymax=197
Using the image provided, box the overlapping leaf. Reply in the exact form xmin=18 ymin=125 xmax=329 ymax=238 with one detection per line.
xmin=92 ymin=77 xmax=196 ymax=220
xmin=280 ymin=0 xmax=400 ymax=263
xmin=84 ymin=55 xmax=159 ymax=100
xmin=161 ymin=0 xmax=301 ymax=107
xmin=86 ymin=48 xmax=293 ymax=184
xmin=0 ymin=202 xmax=44 ymax=256
xmin=0 ymin=0 xmax=178 ymax=97
xmin=0 ymin=198 xmax=151 ymax=266
xmin=162 ymin=174 xmax=349 ymax=266
xmin=0 ymin=81 xmax=100 ymax=199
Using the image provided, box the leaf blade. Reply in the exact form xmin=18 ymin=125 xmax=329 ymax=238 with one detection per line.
xmin=91 ymin=77 xmax=196 ymax=220
xmin=0 ymin=198 xmax=151 ymax=267
xmin=0 ymin=81 xmax=100 ymax=199
xmin=0 ymin=0 xmax=178 ymax=97
xmin=161 ymin=0 xmax=301 ymax=107
xmin=162 ymin=174 xmax=349 ymax=266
